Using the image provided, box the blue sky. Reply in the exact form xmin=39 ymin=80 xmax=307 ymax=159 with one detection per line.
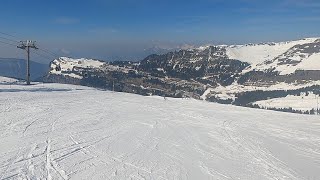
xmin=0 ymin=0 xmax=320 ymax=62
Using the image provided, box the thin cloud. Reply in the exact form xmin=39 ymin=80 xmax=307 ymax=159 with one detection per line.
xmin=54 ymin=17 xmax=80 ymax=25
xmin=281 ymin=0 xmax=320 ymax=8
xmin=88 ymin=28 xmax=118 ymax=34
xmin=60 ymin=48 xmax=71 ymax=55
xmin=244 ymin=15 xmax=320 ymax=25
xmin=236 ymin=0 xmax=320 ymax=13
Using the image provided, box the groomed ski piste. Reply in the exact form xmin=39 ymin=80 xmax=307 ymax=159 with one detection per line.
xmin=0 ymin=77 xmax=320 ymax=180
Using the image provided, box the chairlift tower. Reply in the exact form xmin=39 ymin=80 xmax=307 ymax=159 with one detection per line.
xmin=17 ymin=40 xmax=38 ymax=85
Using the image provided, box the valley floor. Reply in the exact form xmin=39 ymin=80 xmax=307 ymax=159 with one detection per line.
xmin=0 ymin=82 xmax=320 ymax=180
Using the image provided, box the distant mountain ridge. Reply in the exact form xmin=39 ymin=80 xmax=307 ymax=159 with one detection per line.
xmin=0 ymin=58 xmax=48 ymax=81
xmin=43 ymin=37 xmax=320 ymax=114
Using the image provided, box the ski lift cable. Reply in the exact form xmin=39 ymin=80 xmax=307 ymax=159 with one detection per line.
xmin=0 ymin=40 xmax=18 ymax=48
xmin=0 ymin=36 xmax=19 ymax=43
xmin=0 ymin=31 xmax=60 ymax=58
xmin=0 ymin=30 xmax=61 ymax=62
xmin=37 ymin=47 xmax=60 ymax=58
xmin=33 ymin=50 xmax=56 ymax=61
xmin=0 ymin=31 xmax=22 ymax=40
xmin=35 ymin=42 xmax=61 ymax=58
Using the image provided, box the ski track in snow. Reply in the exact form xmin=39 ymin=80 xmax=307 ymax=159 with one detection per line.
xmin=0 ymin=83 xmax=320 ymax=179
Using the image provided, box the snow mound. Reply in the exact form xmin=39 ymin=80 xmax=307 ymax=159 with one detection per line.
xmin=0 ymin=76 xmax=18 ymax=83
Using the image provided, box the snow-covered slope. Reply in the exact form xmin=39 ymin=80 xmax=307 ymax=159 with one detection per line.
xmin=225 ymin=38 xmax=318 ymax=65
xmin=205 ymin=81 xmax=320 ymax=100
xmin=1 ymin=83 xmax=320 ymax=179
xmin=246 ymin=39 xmax=320 ymax=75
xmin=253 ymin=92 xmax=319 ymax=112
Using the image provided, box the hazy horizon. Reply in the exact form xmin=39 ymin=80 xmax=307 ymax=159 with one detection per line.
xmin=1 ymin=0 xmax=320 ymax=63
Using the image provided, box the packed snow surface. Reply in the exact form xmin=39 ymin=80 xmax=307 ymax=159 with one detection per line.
xmin=1 ymin=81 xmax=320 ymax=180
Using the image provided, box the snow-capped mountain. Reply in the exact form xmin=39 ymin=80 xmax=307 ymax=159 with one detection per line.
xmin=43 ymin=37 xmax=320 ymax=114
xmin=45 ymin=46 xmax=249 ymax=99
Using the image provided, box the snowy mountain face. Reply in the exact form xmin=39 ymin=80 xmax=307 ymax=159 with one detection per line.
xmin=226 ymin=38 xmax=318 ymax=65
xmin=138 ymin=46 xmax=248 ymax=85
xmin=237 ymin=38 xmax=320 ymax=87
xmin=44 ymin=37 xmax=320 ymax=114
xmin=249 ymin=39 xmax=320 ymax=75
